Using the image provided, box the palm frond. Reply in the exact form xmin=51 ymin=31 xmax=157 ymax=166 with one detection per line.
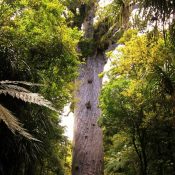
xmin=0 ymin=104 xmax=39 ymax=141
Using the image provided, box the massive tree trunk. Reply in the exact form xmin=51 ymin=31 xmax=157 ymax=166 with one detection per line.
xmin=72 ymin=53 xmax=105 ymax=175
xmin=71 ymin=0 xmax=131 ymax=174
xmin=72 ymin=2 xmax=106 ymax=174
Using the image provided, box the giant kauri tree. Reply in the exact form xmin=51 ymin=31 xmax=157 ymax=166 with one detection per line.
xmin=65 ymin=0 xmax=131 ymax=174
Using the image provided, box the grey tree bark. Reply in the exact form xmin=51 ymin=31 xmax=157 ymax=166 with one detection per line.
xmin=72 ymin=53 xmax=106 ymax=175
xmin=72 ymin=1 xmax=106 ymax=175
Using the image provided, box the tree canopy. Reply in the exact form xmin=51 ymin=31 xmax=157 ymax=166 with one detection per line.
xmin=100 ymin=6 xmax=175 ymax=175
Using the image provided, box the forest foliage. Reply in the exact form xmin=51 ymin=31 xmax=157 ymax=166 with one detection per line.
xmin=99 ymin=0 xmax=175 ymax=174
xmin=0 ymin=0 xmax=80 ymax=174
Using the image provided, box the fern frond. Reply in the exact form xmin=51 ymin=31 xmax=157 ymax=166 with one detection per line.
xmin=1 ymin=84 xmax=31 ymax=92
xmin=0 ymin=80 xmax=42 ymax=86
xmin=0 ymin=89 xmax=58 ymax=112
xmin=0 ymin=104 xmax=39 ymax=141
xmin=0 ymin=82 xmax=58 ymax=112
